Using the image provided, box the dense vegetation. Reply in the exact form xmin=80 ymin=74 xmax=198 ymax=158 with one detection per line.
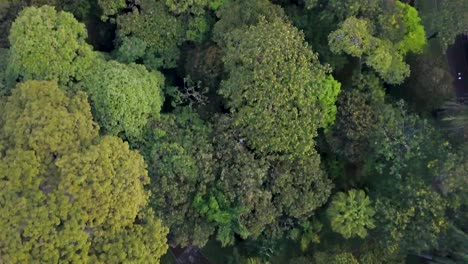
xmin=0 ymin=0 xmax=466 ymax=263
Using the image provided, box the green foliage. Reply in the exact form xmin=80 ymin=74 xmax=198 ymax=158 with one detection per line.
xmin=325 ymin=0 xmax=381 ymax=20
xmin=0 ymin=80 xmax=168 ymax=263
xmin=395 ymin=1 xmax=426 ymax=55
xmin=212 ymin=0 xmax=286 ymax=43
xmin=314 ymin=251 xmax=360 ymax=264
xmin=289 ymin=220 xmax=322 ymax=251
xmin=0 ymin=48 xmax=8 ymax=94
xmin=327 ymin=74 xmax=384 ymax=163
xmin=113 ymin=36 xmax=147 ymax=64
xmin=421 ymin=0 xmax=468 ymax=49
xmin=267 ymin=157 xmax=332 ymax=237
xmin=285 ymin=5 xmax=348 ymax=71
xmin=164 ymin=0 xmax=224 ymax=15
xmin=365 ymin=39 xmax=410 ymax=84
xmin=116 ymin=0 xmax=185 ymax=69
xmin=366 ymin=102 xmax=460 ymax=256
xmin=193 ymin=192 xmax=250 ymax=247
xmin=143 ymin=108 xmax=216 ymax=247
xmin=97 ymin=0 xmax=126 ymax=20
xmin=212 ymin=115 xmax=275 ymax=238
xmin=327 ymin=1 xmax=425 ymax=84
xmin=6 ymin=6 xmax=95 ymax=88
xmin=374 ymin=179 xmax=448 ymax=255
xmin=83 ymin=60 xmax=164 ymax=139
xmin=369 ymin=102 xmax=452 ymax=179
xmin=212 ymin=115 xmax=332 ymax=240
xmin=328 ymin=16 xmax=374 ymax=57
xmin=221 ymin=16 xmax=340 ymax=158
xmin=327 ymin=189 xmax=375 ymax=239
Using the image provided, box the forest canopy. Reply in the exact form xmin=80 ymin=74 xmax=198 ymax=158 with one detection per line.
xmin=0 ymin=0 xmax=467 ymax=263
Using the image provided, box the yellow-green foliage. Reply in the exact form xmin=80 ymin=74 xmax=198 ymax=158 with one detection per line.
xmin=0 ymin=80 xmax=168 ymax=263
xmin=327 ymin=189 xmax=375 ymax=239
xmin=6 ymin=6 xmax=95 ymax=87
xmin=396 ymin=1 xmax=426 ymax=55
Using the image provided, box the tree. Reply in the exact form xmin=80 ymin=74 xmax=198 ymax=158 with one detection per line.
xmin=0 ymin=80 xmax=168 ymax=263
xmin=314 ymin=252 xmax=360 ymax=264
xmin=394 ymin=1 xmax=427 ymax=55
xmin=327 ymin=1 xmax=425 ymax=84
xmin=116 ymin=0 xmax=185 ymax=69
xmin=327 ymin=189 xmax=376 ymax=239
xmin=284 ymin=5 xmax=348 ymax=71
xmin=220 ymin=16 xmax=340 ymax=158
xmin=326 ymin=74 xmax=384 ymax=163
xmin=97 ymin=0 xmax=126 ymax=20
xmin=212 ymin=115 xmax=332 ymax=241
xmin=83 ymin=60 xmax=164 ymax=140
xmin=328 ymin=16 xmax=374 ymax=57
xmin=394 ymin=52 xmax=454 ymax=113
xmin=373 ymin=179 xmax=448 ymax=255
xmin=320 ymin=0 xmax=381 ymax=20
xmin=364 ymin=102 xmax=457 ymax=256
xmin=6 ymin=6 xmax=95 ymax=88
xmin=142 ymin=108 xmax=216 ymax=247
xmin=164 ymin=0 xmax=228 ymax=15
xmin=364 ymin=39 xmax=410 ymax=84
xmin=212 ymin=115 xmax=276 ymax=239
xmin=212 ymin=0 xmax=286 ymax=43
xmin=420 ymin=0 xmax=468 ymax=49
xmin=290 ymin=219 xmax=322 ymax=251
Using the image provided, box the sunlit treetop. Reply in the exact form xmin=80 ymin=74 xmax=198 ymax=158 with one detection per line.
xmin=221 ymin=16 xmax=340 ymax=158
xmin=0 ymin=81 xmax=168 ymax=263
xmin=6 ymin=6 xmax=95 ymax=88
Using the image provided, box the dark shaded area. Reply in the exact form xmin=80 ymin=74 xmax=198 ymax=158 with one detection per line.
xmin=84 ymin=2 xmax=116 ymax=52
xmin=170 ymin=246 xmax=212 ymax=264
xmin=447 ymin=35 xmax=468 ymax=97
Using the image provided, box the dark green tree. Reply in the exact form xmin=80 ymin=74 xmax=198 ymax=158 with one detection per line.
xmin=143 ymin=108 xmax=216 ymax=247
xmin=420 ymin=0 xmax=468 ymax=49
xmin=116 ymin=0 xmax=185 ymax=69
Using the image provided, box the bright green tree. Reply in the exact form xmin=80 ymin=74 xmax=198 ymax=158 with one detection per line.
xmin=314 ymin=252 xmax=360 ymax=264
xmin=6 ymin=6 xmax=95 ymax=88
xmin=221 ymin=16 xmax=340 ymax=158
xmin=327 ymin=189 xmax=376 ymax=239
xmin=0 ymin=80 xmax=168 ymax=263
xmin=395 ymin=1 xmax=427 ymax=55
xmin=84 ymin=60 xmax=164 ymax=140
